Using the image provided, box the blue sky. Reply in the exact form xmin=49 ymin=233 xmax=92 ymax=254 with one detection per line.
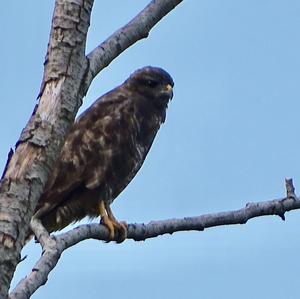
xmin=2 ymin=1 xmax=300 ymax=298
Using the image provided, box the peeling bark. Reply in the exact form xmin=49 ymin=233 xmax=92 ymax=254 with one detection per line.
xmin=0 ymin=0 xmax=94 ymax=297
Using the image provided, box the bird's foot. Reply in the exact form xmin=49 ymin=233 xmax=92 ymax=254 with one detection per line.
xmin=100 ymin=216 xmax=127 ymax=243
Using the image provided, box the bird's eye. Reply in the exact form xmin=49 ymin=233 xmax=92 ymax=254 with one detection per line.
xmin=146 ymin=79 xmax=158 ymax=88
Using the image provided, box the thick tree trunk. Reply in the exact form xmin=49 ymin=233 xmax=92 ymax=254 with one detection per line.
xmin=0 ymin=0 xmax=94 ymax=297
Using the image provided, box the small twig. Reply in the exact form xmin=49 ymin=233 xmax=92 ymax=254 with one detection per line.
xmin=19 ymin=255 xmax=27 ymax=263
xmin=285 ymin=178 xmax=297 ymax=199
xmin=30 ymin=218 xmax=54 ymax=249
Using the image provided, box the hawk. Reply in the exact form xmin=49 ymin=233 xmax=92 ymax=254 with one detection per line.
xmin=30 ymin=66 xmax=174 ymax=242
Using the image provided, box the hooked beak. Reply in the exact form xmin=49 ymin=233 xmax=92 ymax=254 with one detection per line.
xmin=155 ymin=83 xmax=174 ymax=109
xmin=164 ymin=84 xmax=174 ymax=100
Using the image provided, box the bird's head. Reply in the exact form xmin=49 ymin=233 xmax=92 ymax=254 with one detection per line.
xmin=126 ymin=66 xmax=174 ymax=109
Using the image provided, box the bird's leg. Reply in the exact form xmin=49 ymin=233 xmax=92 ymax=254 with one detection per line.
xmin=98 ymin=201 xmax=127 ymax=242
xmin=105 ymin=203 xmax=127 ymax=243
xmin=99 ymin=200 xmax=115 ymax=241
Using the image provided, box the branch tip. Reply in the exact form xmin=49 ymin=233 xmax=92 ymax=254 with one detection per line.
xmin=285 ymin=178 xmax=296 ymax=199
xmin=278 ymin=213 xmax=285 ymax=221
xmin=19 ymin=255 xmax=28 ymax=263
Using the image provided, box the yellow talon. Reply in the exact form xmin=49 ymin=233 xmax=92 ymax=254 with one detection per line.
xmin=99 ymin=201 xmax=127 ymax=243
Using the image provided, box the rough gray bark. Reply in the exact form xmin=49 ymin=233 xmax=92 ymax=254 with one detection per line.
xmin=0 ymin=0 xmax=182 ymax=298
xmin=0 ymin=1 xmax=93 ymax=297
xmin=10 ymin=179 xmax=298 ymax=299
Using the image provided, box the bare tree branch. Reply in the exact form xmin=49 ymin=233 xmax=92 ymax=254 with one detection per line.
xmin=10 ymin=219 xmax=59 ymax=299
xmin=10 ymin=179 xmax=300 ymax=299
xmin=85 ymin=0 xmax=183 ymax=86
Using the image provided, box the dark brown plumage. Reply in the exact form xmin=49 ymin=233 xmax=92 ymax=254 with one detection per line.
xmin=32 ymin=66 xmax=174 ymax=241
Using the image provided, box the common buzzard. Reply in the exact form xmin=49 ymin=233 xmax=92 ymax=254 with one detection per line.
xmin=31 ymin=66 xmax=174 ymax=242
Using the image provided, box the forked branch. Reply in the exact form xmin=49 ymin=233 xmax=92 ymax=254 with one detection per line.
xmin=85 ymin=0 xmax=183 ymax=86
xmin=10 ymin=179 xmax=299 ymax=299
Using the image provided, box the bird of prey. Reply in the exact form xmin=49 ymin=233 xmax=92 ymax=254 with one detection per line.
xmin=31 ymin=66 xmax=174 ymax=242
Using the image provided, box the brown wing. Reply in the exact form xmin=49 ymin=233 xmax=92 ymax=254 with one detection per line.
xmin=35 ymin=90 xmax=129 ymax=216
xmin=34 ymin=87 xmax=161 ymax=232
